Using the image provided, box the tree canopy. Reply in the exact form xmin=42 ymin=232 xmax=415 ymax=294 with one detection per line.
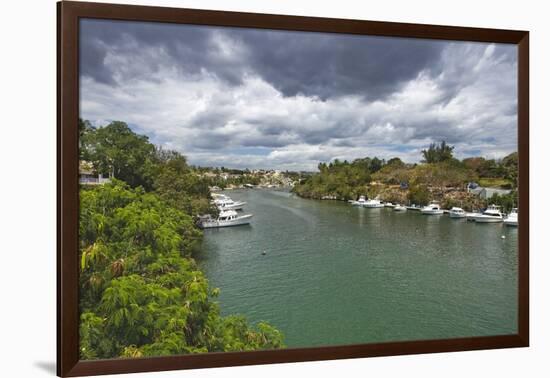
xmin=80 ymin=120 xmax=156 ymax=189
xmin=79 ymin=181 xmax=284 ymax=359
xmin=421 ymin=141 xmax=455 ymax=163
xmin=293 ymin=158 xmax=373 ymax=200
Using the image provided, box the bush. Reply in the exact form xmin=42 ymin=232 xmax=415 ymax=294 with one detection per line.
xmin=407 ymin=185 xmax=431 ymax=206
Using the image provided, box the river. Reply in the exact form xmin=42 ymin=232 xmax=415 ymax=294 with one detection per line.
xmin=196 ymin=189 xmax=518 ymax=348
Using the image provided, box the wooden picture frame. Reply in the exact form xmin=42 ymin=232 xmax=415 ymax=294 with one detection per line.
xmin=57 ymin=1 xmax=529 ymax=376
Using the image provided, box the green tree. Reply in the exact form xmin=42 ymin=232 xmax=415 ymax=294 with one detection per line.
xmin=80 ymin=120 xmax=156 ymax=189
xmin=154 ymin=149 xmax=215 ymax=216
xmin=487 ymin=191 xmax=518 ymax=213
xmin=421 ymin=141 xmax=455 ymax=163
xmin=292 ymin=158 xmax=372 ymax=200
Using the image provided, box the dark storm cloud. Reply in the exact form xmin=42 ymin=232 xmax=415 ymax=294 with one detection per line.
xmin=80 ymin=19 xmax=444 ymax=100
xmin=80 ymin=19 xmax=223 ymax=85
xmin=234 ymin=31 xmax=445 ymax=99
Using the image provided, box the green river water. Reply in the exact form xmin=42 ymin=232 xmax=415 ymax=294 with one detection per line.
xmin=196 ymin=189 xmax=518 ymax=348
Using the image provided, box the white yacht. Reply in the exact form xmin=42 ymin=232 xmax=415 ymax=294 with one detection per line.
xmin=364 ymin=198 xmax=385 ymax=208
xmin=449 ymin=207 xmax=466 ymax=218
xmin=421 ymin=201 xmax=444 ymax=215
xmin=351 ymin=195 xmax=367 ymax=206
xmin=213 ymin=197 xmax=246 ymax=211
xmin=474 ymin=205 xmax=504 ymax=223
xmin=466 ymin=211 xmax=482 ymax=221
xmin=384 ymin=202 xmax=395 ymax=208
xmin=198 ymin=210 xmax=253 ymax=229
xmin=503 ymin=208 xmax=518 ymax=227
xmin=393 ymin=204 xmax=407 ymax=212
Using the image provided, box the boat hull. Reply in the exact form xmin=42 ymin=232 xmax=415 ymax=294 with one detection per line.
xmin=474 ymin=216 xmax=503 ymax=223
xmin=200 ymin=214 xmax=253 ymax=228
xmin=421 ymin=210 xmax=444 ymax=215
xmin=503 ymin=219 xmax=518 ymax=226
xmin=216 ymin=201 xmax=246 ymax=211
xmin=449 ymin=213 xmax=466 ymax=218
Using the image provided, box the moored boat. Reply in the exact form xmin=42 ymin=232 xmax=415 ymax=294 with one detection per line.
xmin=449 ymin=207 xmax=466 ymax=218
xmin=503 ymin=208 xmax=518 ymax=227
xmin=351 ymin=195 xmax=367 ymax=207
xmin=474 ymin=205 xmax=504 ymax=223
xmin=384 ymin=202 xmax=395 ymax=208
xmin=393 ymin=204 xmax=407 ymax=212
xmin=421 ymin=201 xmax=444 ymax=215
xmin=213 ymin=197 xmax=246 ymax=211
xmin=364 ymin=199 xmax=385 ymax=208
xmin=198 ymin=210 xmax=253 ymax=229
xmin=466 ymin=211 xmax=482 ymax=221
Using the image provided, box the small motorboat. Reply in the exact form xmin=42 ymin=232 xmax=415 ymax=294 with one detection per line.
xmin=384 ymin=202 xmax=395 ymax=208
xmin=213 ymin=197 xmax=246 ymax=211
xmin=503 ymin=208 xmax=518 ymax=227
xmin=351 ymin=195 xmax=367 ymax=207
xmin=364 ymin=199 xmax=385 ymax=208
xmin=198 ymin=210 xmax=253 ymax=229
xmin=393 ymin=204 xmax=407 ymax=212
xmin=421 ymin=201 xmax=444 ymax=215
xmin=474 ymin=205 xmax=504 ymax=223
xmin=449 ymin=207 xmax=466 ymax=218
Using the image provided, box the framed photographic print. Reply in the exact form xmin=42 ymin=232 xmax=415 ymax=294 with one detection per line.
xmin=57 ymin=1 xmax=529 ymax=376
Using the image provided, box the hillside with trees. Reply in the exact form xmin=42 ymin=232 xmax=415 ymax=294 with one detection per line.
xmin=78 ymin=120 xmax=284 ymax=359
xmin=293 ymin=141 xmax=518 ymax=212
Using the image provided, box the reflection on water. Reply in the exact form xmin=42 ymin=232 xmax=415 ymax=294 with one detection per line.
xmin=197 ymin=189 xmax=518 ymax=348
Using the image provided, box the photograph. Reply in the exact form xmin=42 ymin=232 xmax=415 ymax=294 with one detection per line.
xmin=77 ymin=17 xmax=520 ymax=360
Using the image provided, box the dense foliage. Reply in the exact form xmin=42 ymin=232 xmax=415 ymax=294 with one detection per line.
xmin=153 ymin=149 xmax=216 ymax=216
xmin=78 ymin=120 xmax=284 ymax=359
xmin=292 ymin=159 xmax=372 ymax=200
xmin=79 ymin=181 xmax=284 ymax=359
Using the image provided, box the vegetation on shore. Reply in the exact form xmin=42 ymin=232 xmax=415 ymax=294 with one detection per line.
xmin=293 ymin=142 xmax=518 ymax=212
xmin=79 ymin=120 xmax=284 ymax=359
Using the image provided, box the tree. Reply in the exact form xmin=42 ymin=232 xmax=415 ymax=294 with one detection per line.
xmin=80 ymin=120 xmax=156 ymax=189
xmin=386 ymin=157 xmax=404 ymax=167
xmin=369 ymin=157 xmax=384 ymax=173
xmin=487 ymin=191 xmax=518 ymax=213
xmin=154 ymin=149 xmax=215 ymax=216
xmin=501 ymin=152 xmax=518 ymax=187
xmin=421 ymin=141 xmax=455 ymax=163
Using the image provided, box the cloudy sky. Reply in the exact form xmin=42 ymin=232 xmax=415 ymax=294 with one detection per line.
xmin=79 ymin=19 xmax=518 ymax=171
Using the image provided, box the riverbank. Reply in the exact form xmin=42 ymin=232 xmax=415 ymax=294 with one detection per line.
xmin=292 ymin=152 xmax=518 ymax=213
